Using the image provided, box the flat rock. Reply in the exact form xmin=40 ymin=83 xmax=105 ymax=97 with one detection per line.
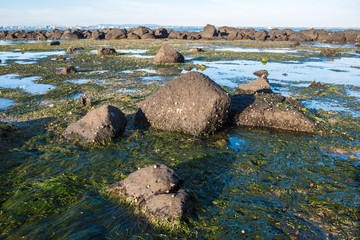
xmin=97 ymin=47 xmax=117 ymax=55
xmin=153 ymin=43 xmax=184 ymax=64
xmin=63 ymin=104 xmax=127 ymax=144
xmin=108 ymin=164 xmax=184 ymax=204
xmin=235 ymin=76 xmax=272 ymax=94
xmin=230 ymin=93 xmax=321 ymax=132
xmin=136 ymin=72 xmax=231 ymax=135
xmin=143 ymin=189 xmax=197 ymax=222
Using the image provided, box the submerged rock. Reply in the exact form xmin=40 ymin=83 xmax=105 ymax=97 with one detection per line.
xmin=60 ymin=66 xmax=76 ymax=75
xmin=135 ymin=72 xmax=231 ymax=135
xmin=153 ymin=43 xmax=184 ymax=64
xmin=47 ymin=41 xmax=60 ymax=46
xmin=235 ymin=76 xmax=272 ymax=94
xmin=309 ymin=80 xmax=328 ymax=89
xmin=63 ymin=104 xmax=127 ymax=144
xmin=108 ymin=164 xmax=197 ymax=223
xmin=192 ymin=47 xmax=205 ymax=53
xmin=320 ymin=48 xmax=340 ymax=57
xmin=97 ymin=47 xmax=117 ymax=55
xmin=230 ymin=93 xmax=322 ymax=132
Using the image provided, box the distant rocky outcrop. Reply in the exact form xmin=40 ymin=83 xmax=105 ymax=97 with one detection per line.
xmin=108 ymin=164 xmax=197 ymax=223
xmin=135 ymin=72 xmax=231 ymax=135
xmin=201 ymin=24 xmax=218 ymax=39
xmin=235 ymin=76 xmax=273 ymax=94
xmin=104 ymin=29 xmax=127 ymax=40
xmin=230 ymin=93 xmax=322 ymax=132
xmin=153 ymin=43 xmax=184 ymax=64
xmin=63 ymin=104 xmax=127 ymax=144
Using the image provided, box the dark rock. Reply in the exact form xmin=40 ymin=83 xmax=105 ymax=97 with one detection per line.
xmin=136 ymin=72 xmax=231 ymax=135
xmin=143 ymin=189 xmax=197 ymax=222
xmin=253 ymin=69 xmax=269 ymax=77
xmin=288 ymin=32 xmax=310 ymax=42
xmin=192 ymin=48 xmax=205 ymax=53
xmin=0 ymin=31 xmax=8 ymax=39
xmin=320 ymin=48 xmax=340 ymax=57
xmin=343 ymin=30 xmax=360 ymax=42
xmin=97 ymin=47 xmax=117 ymax=55
xmin=154 ymin=28 xmax=169 ymax=38
xmin=254 ymin=30 xmax=268 ymax=41
xmin=268 ymin=28 xmax=288 ymax=41
xmin=235 ymin=76 xmax=272 ymax=94
xmin=326 ymin=31 xmax=346 ymax=44
xmin=309 ymin=80 xmax=327 ymax=89
xmin=201 ymin=24 xmax=218 ymax=39
xmin=60 ymin=29 xmax=83 ymax=40
xmin=300 ymin=28 xmax=319 ymax=41
xmin=90 ymin=30 xmax=105 ymax=40
xmin=153 ymin=43 xmax=184 ymax=64
xmin=109 ymin=164 xmax=184 ymax=203
xmin=183 ymin=66 xmax=193 ymax=71
xmin=47 ymin=41 xmax=60 ymax=46
xmin=131 ymin=26 xmax=153 ymax=37
xmin=141 ymin=33 xmax=156 ymax=39
xmin=60 ymin=66 xmax=76 ymax=75
xmin=356 ymin=43 xmax=360 ymax=48
xmin=105 ymin=29 xmax=127 ymax=40
xmin=127 ymin=32 xmax=140 ymax=39
xmin=355 ymin=50 xmax=360 ymax=54
xmin=168 ymin=31 xmax=187 ymax=39
xmin=0 ymin=59 xmax=2 ymax=63
xmin=63 ymin=104 xmax=127 ymax=144
xmin=230 ymin=93 xmax=321 ymax=132
xmin=81 ymin=94 xmax=92 ymax=107
xmin=316 ymin=29 xmax=330 ymax=42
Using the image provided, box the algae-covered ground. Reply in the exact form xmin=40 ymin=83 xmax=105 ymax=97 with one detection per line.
xmin=0 ymin=39 xmax=359 ymax=239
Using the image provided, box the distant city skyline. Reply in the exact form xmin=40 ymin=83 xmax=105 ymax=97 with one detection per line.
xmin=0 ymin=0 xmax=359 ymax=28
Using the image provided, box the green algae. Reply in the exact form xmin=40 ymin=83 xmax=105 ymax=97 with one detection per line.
xmin=0 ymin=39 xmax=359 ymax=239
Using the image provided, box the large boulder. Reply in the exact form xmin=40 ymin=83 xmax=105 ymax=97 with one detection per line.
xmin=326 ymin=31 xmax=346 ymax=44
xmin=49 ymin=29 xmax=64 ymax=40
xmin=135 ymin=72 xmax=231 ymax=135
xmin=60 ymin=30 xmax=83 ymax=40
xmin=254 ymin=30 xmax=268 ymax=41
xmin=235 ymin=76 xmax=272 ymax=94
xmin=153 ymin=43 xmax=184 ymax=64
xmin=90 ymin=30 xmax=105 ymax=40
xmin=154 ymin=28 xmax=169 ymax=38
xmin=63 ymin=105 xmax=127 ymax=144
xmin=201 ymin=24 xmax=218 ymax=39
xmin=230 ymin=93 xmax=322 ymax=132
xmin=97 ymin=47 xmax=117 ymax=55
xmin=108 ymin=164 xmax=197 ymax=223
xmin=105 ymin=29 xmax=127 ymax=40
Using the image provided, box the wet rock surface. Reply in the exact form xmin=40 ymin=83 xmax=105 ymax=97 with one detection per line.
xmin=230 ymin=93 xmax=321 ymax=132
xmin=235 ymin=76 xmax=273 ymax=94
xmin=136 ymin=72 xmax=231 ymax=135
xmin=108 ymin=164 xmax=197 ymax=223
xmin=309 ymin=80 xmax=328 ymax=89
xmin=320 ymin=48 xmax=340 ymax=57
xmin=153 ymin=43 xmax=184 ymax=64
xmin=63 ymin=104 xmax=127 ymax=144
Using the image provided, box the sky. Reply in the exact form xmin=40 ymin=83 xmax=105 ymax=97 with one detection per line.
xmin=0 ymin=0 xmax=359 ymax=28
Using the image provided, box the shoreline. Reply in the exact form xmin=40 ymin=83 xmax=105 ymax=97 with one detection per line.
xmin=0 ymin=24 xmax=359 ymax=44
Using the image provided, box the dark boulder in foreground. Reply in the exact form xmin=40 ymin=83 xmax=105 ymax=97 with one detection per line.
xmin=108 ymin=164 xmax=197 ymax=223
xmin=309 ymin=80 xmax=328 ymax=89
xmin=235 ymin=76 xmax=272 ymax=94
xmin=320 ymin=48 xmax=340 ymax=57
xmin=253 ymin=69 xmax=269 ymax=77
xmin=97 ymin=47 xmax=117 ymax=55
xmin=153 ymin=43 xmax=184 ymax=64
xmin=60 ymin=66 xmax=76 ymax=75
xmin=230 ymin=93 xmax=322 ymax=132
xmin=136 ymin=72 xmax=231 ymax=135
xmin=63 ymin=104 xmax=127 ymax=144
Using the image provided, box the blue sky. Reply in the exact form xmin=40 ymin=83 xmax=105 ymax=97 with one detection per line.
xmin=1 ymin=0 xmax=359 ymax=28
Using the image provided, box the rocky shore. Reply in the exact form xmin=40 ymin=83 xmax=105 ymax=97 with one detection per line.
xmin=1 ymin=24 xmax=359 ymax=44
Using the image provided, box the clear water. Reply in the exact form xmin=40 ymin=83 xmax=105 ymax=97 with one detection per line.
xmin=0 ymin=50 xmax=66 ymax=63
xmin=0 ymin=74 xmax=56 ymax=94
xmin=0 ymin=98 xmax=17 ymax=110
xmin=215 ymin=47 xmax=313 ymax=54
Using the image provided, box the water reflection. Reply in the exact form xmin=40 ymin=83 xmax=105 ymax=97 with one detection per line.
xmin=0 ymin=74 xmax=56 ymax=94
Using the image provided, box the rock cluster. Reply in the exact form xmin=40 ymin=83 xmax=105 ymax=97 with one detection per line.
xmin=108 ymin=164 xmax=197 ymax=223
xmin=1 ymin=25 xmax=359 ymax=43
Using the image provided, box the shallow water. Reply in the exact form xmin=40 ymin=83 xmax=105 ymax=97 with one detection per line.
xmin=0 ymin=50 xmax=66 ymax=64
xmin=0 ymin=98 xmax=17 ymax=110
xmin=215 ymin=46 xmax=313 ymax=54
xmin=0 ymin=74 xmax=56 ymax=94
